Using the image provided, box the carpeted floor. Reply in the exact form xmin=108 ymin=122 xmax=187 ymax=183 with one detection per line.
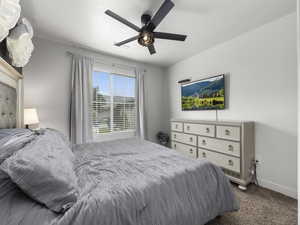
xmin=207 ymin=184 xmax=297 ymax=225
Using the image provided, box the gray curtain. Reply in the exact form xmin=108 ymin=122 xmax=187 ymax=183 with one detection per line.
xmin=135 ymin=69 xmax=146 ymax=139
xmin=70 ymin=54 xmax=94 ymax=144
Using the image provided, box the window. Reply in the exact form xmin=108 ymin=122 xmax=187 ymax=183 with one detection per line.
xmin=92 ymin=71 xmax=136 ymax=137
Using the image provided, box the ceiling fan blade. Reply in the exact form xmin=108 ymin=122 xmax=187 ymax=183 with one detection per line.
xmin=154 ymin=32 xmax=187 ymax=41
xmin=105 ymin=10 xmax=140 ymax=32
xmin=115 ymin=35 xmax=140 ymax=47
xmin=148 ymin=45 xmax=156 ymax=55
xmin=148 ymin=0 xmax=175 ymax=30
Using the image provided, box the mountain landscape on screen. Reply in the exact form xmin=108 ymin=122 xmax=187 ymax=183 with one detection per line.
xmin=181 ymin=75 xmax=225 ymax=110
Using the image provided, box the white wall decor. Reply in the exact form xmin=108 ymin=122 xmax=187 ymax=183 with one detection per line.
xmin=6 ymin=18 xmax=34 ymax=67
xmin=0 ymin=0 xmax=21 ymax=42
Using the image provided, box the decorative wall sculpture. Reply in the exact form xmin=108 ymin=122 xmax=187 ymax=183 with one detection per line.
xmin=0 ymin=0 xmax=21 ymax=42
xmin=6 ymin=18 xmax=34 ymax=67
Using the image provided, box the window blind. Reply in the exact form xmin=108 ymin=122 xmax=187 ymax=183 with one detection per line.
xmin=92 ymin=71 xmax=136 ymax=135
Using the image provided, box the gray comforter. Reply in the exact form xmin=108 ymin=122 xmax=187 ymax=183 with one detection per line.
xmin=0 ymin=138 xmax=238 ymax=225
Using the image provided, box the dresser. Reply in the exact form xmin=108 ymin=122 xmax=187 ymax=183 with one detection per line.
xmin=171 ymin=119 xmax=255 ymax=190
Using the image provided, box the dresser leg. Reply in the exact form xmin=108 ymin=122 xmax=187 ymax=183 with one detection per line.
xmin=238 ymin=185 xmax=247 ymax=191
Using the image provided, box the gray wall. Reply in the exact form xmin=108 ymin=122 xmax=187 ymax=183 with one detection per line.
xmin=165 ymin=13 xmax=297 ymax=198
xmin=23 ymin=38 xmax=167 ymax=143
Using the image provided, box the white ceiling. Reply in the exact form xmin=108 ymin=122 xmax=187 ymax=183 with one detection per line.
xmin=21 ymin=0 xmax=296 ymax=67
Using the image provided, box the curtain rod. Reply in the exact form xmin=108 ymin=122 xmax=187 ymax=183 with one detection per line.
xmin=66 ymin=51 xmax=147 ymax=73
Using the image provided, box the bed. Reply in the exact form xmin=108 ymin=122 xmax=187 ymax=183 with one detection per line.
xmin=0 ymin=59 xmax=239 ymax=225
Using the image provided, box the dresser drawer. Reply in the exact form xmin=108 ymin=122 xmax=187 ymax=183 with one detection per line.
xmin=184 ymin=123 xmax=215 ymax=137
xmin=171 ymin=122 xmax=183 ymax=132
xmin=199 ymin=149 xmax=240 ymax=173
xmin=216 ymin=126 xmax=240 ymax=141
xmin=171 ymin=132 xmax=197 ymax=146
xmin=198 ymin=136 xmax=240 ymax=157
xmin=172 ymin=142 xmax=197 ymax=159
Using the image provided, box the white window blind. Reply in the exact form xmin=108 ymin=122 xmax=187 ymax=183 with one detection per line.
xmin=92 ymin=70 xmax=136 ymax=136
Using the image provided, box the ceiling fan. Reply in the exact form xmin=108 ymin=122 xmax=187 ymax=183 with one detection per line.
xmin=105 ymin=0 xmax=187 ymax=55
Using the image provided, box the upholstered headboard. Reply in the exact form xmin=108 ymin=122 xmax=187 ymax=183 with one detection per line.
xmin=0 ymin=57 xmax=23 ymax=129
xmin=0 ymin=82 xmax=17 ymax=128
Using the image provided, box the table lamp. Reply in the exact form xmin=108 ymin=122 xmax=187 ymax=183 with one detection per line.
xmin=24 ymin=108 xmax=39 ymax=129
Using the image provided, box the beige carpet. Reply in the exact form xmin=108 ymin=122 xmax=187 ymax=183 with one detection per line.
xmin=207 ymin=184 xmax=297 ymax=225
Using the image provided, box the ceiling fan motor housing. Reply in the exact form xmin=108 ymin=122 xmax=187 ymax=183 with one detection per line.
xmin=141 ymin=14 xmax=151 ymax=25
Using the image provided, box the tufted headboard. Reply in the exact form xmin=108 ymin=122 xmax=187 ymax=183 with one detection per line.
xmin=0 ymin=82 xmax=17 ymax=128
xmin=0 ymin=57 xmax=23 ymax=129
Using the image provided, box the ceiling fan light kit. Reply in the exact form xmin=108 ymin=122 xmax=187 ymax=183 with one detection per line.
xmin=138 ymin=31 xmax=154 ymax=47
xmin=105 ymin=0 xmax=187 ymax=55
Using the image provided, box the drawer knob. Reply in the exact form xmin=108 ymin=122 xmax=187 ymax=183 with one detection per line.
xmin=174 ymin=144 xmax=176 ymax=149
xmin=174 ymin=134 xmax=177 ymax=138
xmin=225 ymin=129 xmax=230 ymax=135
xmin=189 ymin=149 xmax=193 ymax=154
xmin=228 ymin=160 xmax=234 ymax=166
xmin=228 ymin=145 xmax=234 ymax=151
xmin=206 ymin=127 xmax=210 ymax=133
xmin=190 ymin=137 xmax=193 ymax=142
xmin=187 ymin=126 xmax=190 ymax=130
xmin=202 ymin=152 xmax=206 ymax=158
xmin=175 ymin=124 xmax=178 ymax=129
xmin=202 ymin=140 xmax=206 ymax=145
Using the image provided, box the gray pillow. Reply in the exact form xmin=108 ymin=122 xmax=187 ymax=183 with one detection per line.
xmin=0 ymin=129 xmax=79 ymax=213
xmin=0 ymin=129 xmax=35 ymax=164
xmin=0 ymin=129 xmax=25 ymax=140
xmin=0 ymin=128 xmax=33 ymax=141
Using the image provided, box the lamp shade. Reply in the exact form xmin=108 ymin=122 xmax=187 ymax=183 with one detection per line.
xmin=24 ymin=108 xmax=39 ymax=125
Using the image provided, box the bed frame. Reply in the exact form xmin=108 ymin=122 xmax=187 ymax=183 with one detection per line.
xmin=0 ymin=57 xmax=23 ymax=128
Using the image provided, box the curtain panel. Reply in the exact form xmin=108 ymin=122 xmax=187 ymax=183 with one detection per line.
xmin=70 ymin=54 xmax=94 ymax=144
xmin=135 ymin=69 xmax=146 ymax=140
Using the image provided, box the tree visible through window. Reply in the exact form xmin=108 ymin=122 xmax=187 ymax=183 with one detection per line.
xmin=92 ymin=71 xmax=136 ymax=135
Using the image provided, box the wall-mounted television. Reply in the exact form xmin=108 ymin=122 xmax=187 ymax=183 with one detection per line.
xmin=181 ymin=74 xmax=225 ymax=111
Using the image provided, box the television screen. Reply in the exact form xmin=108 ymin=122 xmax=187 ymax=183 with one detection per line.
xmin=181 ymin=74 xmax=225 ymax=111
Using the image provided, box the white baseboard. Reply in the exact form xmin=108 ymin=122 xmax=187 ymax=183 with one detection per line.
xmin=258 ymin=178 xmax=297 ymax=199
